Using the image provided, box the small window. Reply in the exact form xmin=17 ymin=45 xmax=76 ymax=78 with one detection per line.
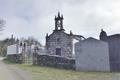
xmin=56 ymin=48 xmax=61 ymax=56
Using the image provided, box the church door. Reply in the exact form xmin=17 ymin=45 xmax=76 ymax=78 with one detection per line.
xmin=56 ymin=48 xmax=61 ymax=56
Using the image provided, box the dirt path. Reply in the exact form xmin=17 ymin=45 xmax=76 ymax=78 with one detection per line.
xmin=0 ymin=58 xmax=31 ymax=80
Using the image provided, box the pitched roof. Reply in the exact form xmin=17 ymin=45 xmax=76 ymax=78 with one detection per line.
xmin=80 ymin=37 xmax=107 ymax=43
xmin=108 ymin=34 xmax=120 ymax=39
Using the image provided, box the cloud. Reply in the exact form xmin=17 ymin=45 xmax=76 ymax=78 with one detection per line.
xmin=0 ymin=0 xmax=120 ymax=45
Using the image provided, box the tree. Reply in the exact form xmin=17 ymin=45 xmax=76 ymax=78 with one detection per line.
xmin=0 ymin=19 xmax=5 ymax=33
xmin=26 ymin=37 xmax=42 ymax=46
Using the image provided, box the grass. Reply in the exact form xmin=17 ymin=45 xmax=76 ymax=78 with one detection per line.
xmin=3 ymin=58 xmax=17 ymax=64
xmin=15 ymin=64 xmax=119 ymax=80
xmin=4 ymin=59 xmax=120 ymax=80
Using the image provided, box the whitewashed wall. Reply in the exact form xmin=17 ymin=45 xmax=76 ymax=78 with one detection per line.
xmin=7 ymin=44 xmax=18 ymax=55
xmin=75 ymin=37 xmax=110 ymax=71
xmin=7 ymin=44 xmax=33 ymax=55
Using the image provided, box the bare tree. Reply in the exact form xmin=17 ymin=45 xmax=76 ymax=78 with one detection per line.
xmin=0 ymin=19 xmax=5 ymax=56
xmin=0 ymin=19 xmax=5 ymax=33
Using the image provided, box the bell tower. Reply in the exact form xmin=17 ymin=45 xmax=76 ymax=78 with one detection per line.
xmin=54 ymin=12 xmax=65 ymax=31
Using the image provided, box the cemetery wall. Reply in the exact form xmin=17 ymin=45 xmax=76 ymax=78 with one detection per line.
xmin=33 ymin=54 xmax=75 ymax=70
xmin=7 ymin=54 xmax=22 ymax=63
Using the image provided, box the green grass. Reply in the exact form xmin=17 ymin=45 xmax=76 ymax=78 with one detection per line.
xmin=4 ymin=59 xmax=120 ymax=80
xmin=3 ymin=58 xmax=17 ymax=64
xmin=15 ymin=64 xmax=120 ymax=80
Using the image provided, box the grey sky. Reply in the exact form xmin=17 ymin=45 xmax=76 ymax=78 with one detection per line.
xmin=0 ymin=0 xmax=119 ymax=45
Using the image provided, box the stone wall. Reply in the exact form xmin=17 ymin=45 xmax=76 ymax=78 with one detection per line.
xmin=33 ymin=54 xmax=75 ymax=70
xmin=7 ymin=54 xmax=22 ymax=63
xmin=46 ymin=31 xmax=73 ymax=58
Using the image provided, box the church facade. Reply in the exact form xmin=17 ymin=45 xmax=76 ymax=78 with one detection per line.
xmin=45 ymin=13 xmax=74 ymax=58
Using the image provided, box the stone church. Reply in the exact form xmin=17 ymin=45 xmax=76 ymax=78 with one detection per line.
xmin=45 ymin=12 xmax=85 ymax=58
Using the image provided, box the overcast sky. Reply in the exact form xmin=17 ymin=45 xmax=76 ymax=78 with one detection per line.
xmin=0 ymin=0 xmax=120 ymax=45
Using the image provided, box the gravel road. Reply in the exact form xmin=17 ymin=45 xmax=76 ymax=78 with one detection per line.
xmin=0 ymin=58 xmax=31 ymax=80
